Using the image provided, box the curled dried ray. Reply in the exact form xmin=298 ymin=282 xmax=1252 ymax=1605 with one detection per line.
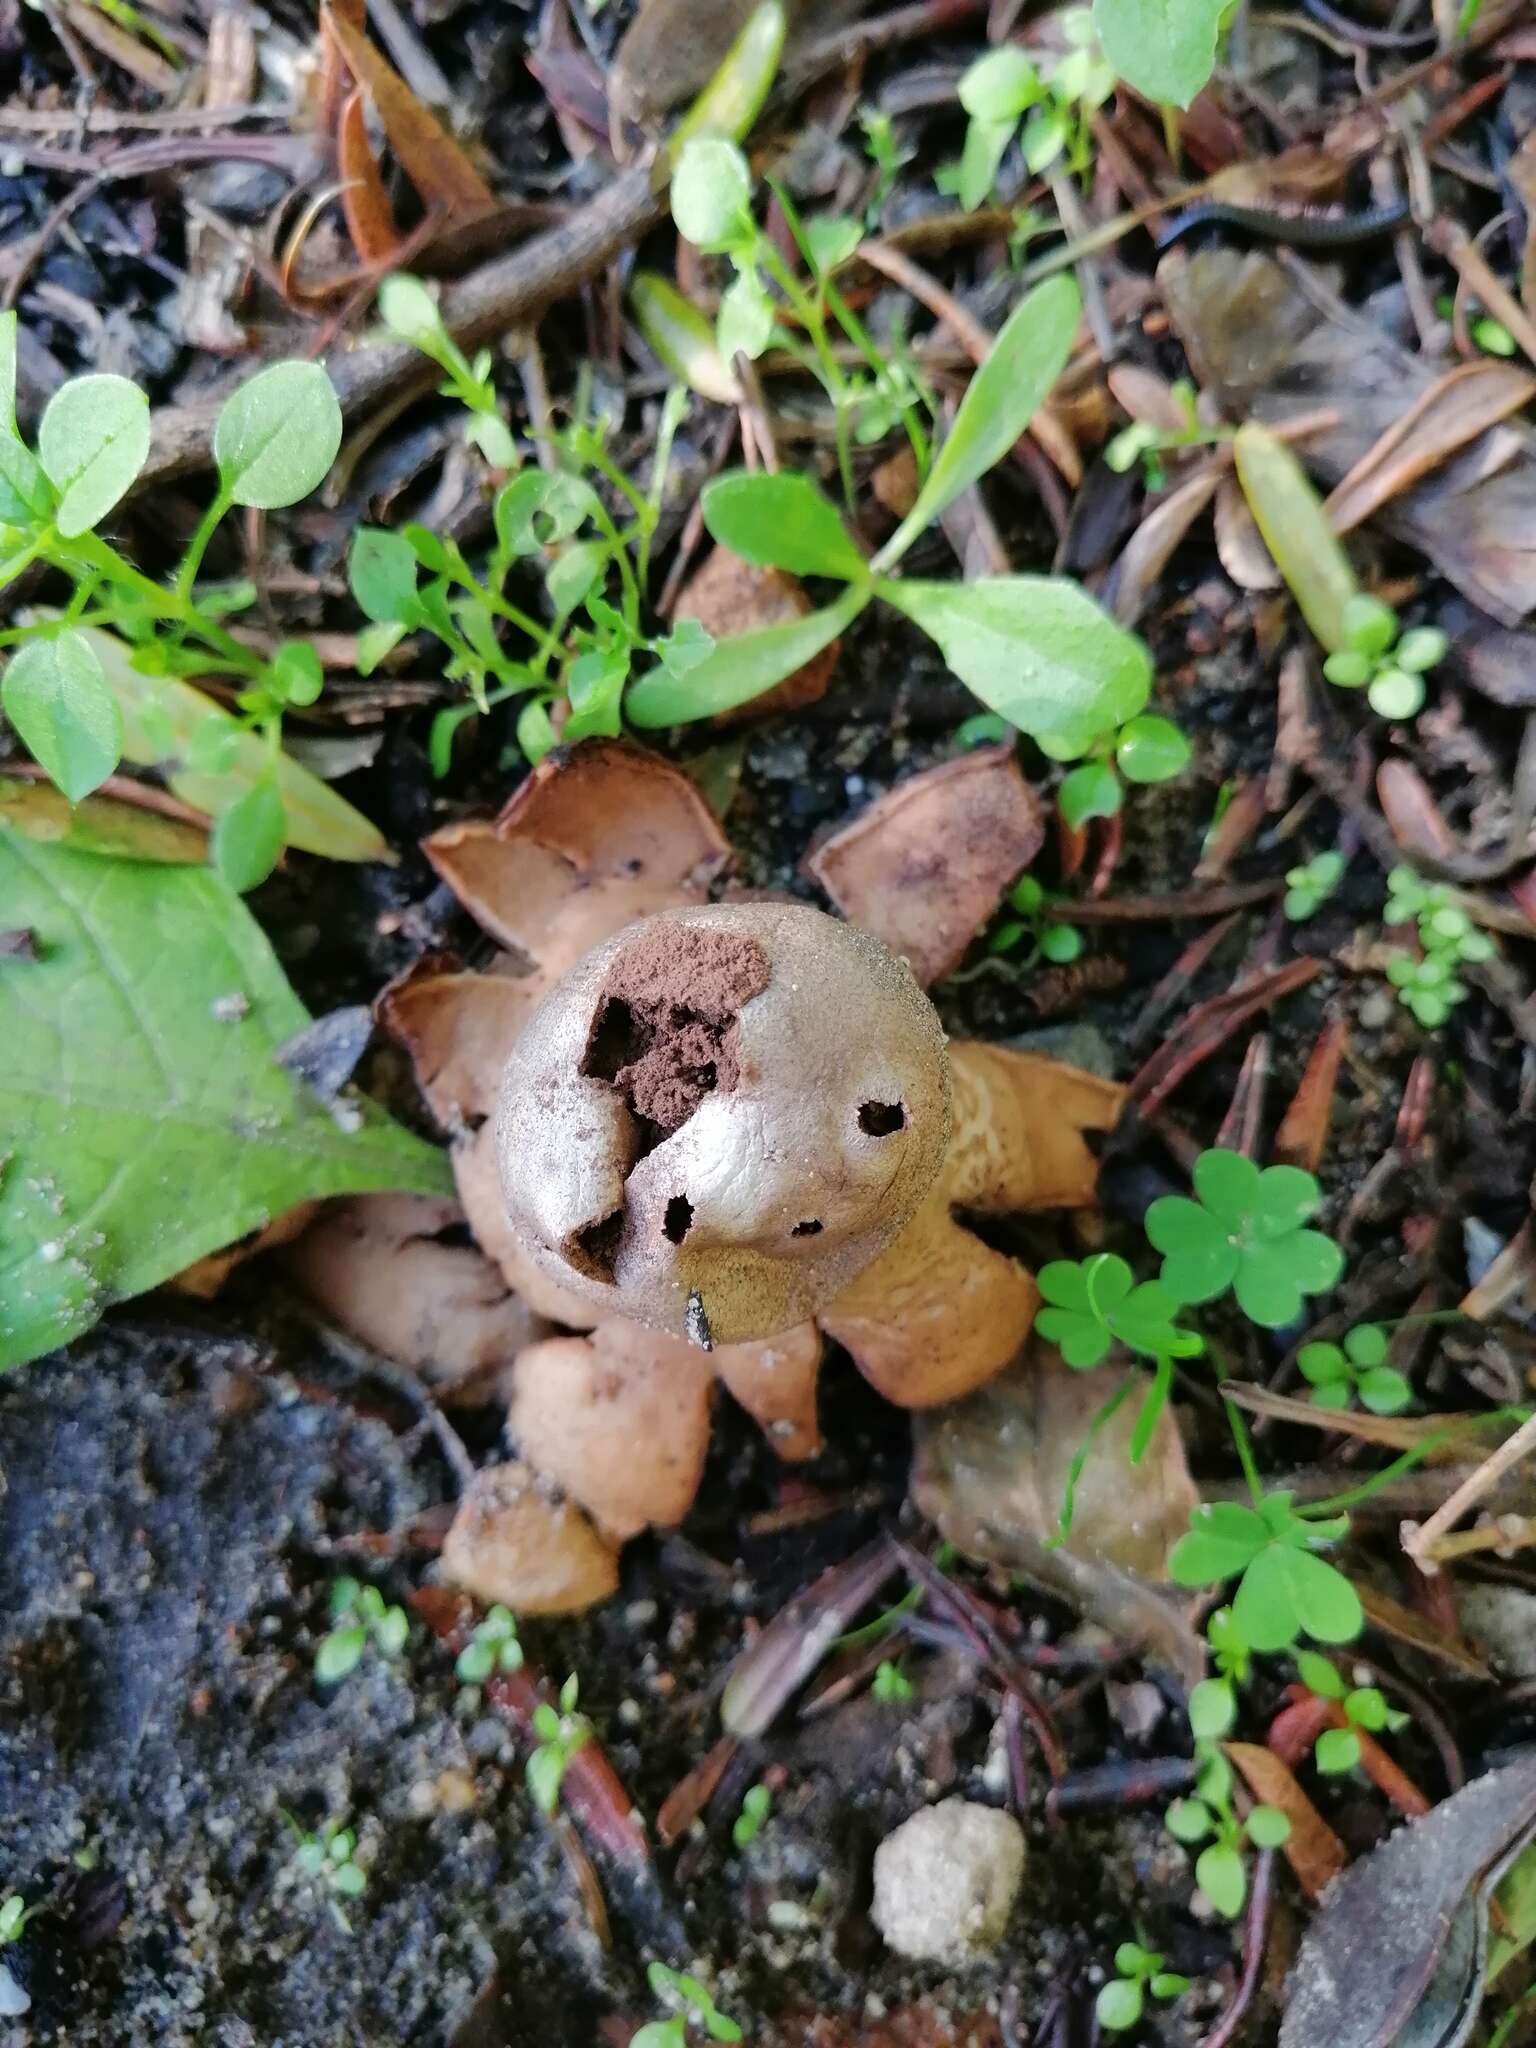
xmin=1279 ymin=1752 xmax=1536 ymax=2048
xmin=805 ymin=747 xmax=1046 ymax=989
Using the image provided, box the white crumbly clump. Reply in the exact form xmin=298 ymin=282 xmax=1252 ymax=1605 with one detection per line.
xmin=871 ymin=1797 xmax=1026 ymax=1963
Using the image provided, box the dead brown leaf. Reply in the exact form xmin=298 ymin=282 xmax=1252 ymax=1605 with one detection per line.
xmin=911 ymin=1341 xmax=1204 ymax=1686
xmin=323 ymin=5 xmax=498 ymax=227
xmin=1163 ymin=248 xmax=1536 ymax=625
xmin=1226 ymin=1741 xmax=1347 ymax=1901
xmin=805 ymin=748 xmax=1045 ymax=988
xmin=338 ymin=86 xmax=402 ymax=265
xmin=1324 ymin=358 xmax=1536 ymax=536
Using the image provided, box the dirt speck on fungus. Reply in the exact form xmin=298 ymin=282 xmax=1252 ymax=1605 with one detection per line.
xmin=581 ymin=925 xmax=771 ymax=1137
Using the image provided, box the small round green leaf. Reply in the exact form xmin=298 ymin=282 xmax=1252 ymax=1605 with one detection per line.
xmin=271 ymin=641 xmax=324 ymax=707
xmin=212 ymin=779 xmax=286 ymax=893
xmin=214 ymin=361 xmax=343 ymax=509
xmin=1368 ymin=667 xmax=1425 ymax=720
xmin=1095 ymin=1980 xmax=1144 ymax=2032
xmin=1116 ymin=713 xmax=1191 ymax=784
xmin=1058 ymin=759 xmax=1121 ymax=829
xmin=1298 ymin=1342 xmax=1347 ymax=1387
xmin=1245 ymin=1805 xmax=1292 ymax=1848
xmin=1189 ymin=1677 xmax=1236 ymax=1740
xmin=1395 ymin=626 xmax=1448 ymax=674
xmin=1040 ymin=922 xmax=1084 ymax=963
xmin=1195 ymin=1841 xmax=1247 ymax=1918
xmin=1315 ymin=1727 xmax=1361 ymax=1775
xmin=350 ymin=528 xmax=419 ymax=625
xmin=717 ymin=272 xmax=776 ymax=363
xmin=1296 ymin=1649 xmax=1345 ymax=1698
xmin=315 ymin=1624 xmax=366 ymax=1685
xmin=38 ymin=373 xmax=150 ymax=537
xmin=377 ymin=272 xmax=447 ymax=349
xmin=1343 ymin=1322 xmax=1388 ymax=1367
xmin=672 ymin=139 xmax=752 ymax=251
xmin=1357 ymin=1366 xmax=1412 ymax=1415
xmin=2 ymin=631 xmax=122 ymax=802
xmin=1341 ymin=593 xmax=1397 ymax=658
xmin=959 ymin=45 xmax=1040 ymax=120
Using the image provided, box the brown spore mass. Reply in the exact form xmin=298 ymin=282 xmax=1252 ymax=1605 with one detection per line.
xmin=581 ymin=925 xmax=771 ymax=1141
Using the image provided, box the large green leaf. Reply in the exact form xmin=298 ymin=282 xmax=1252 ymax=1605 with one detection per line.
xmin=880 ymin=573 xmax=1150 ymax=755
xmin=627 ymin=582 xmax=868 ymax=726
xmin=0 ymin=828 xmax=449 ymax=1369
xmin=1093 ymin=0 xmax=1227 ymax=108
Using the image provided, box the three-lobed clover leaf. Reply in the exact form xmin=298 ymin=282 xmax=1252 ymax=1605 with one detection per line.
xmin=1146 ymin=1148 xmax=1343 ymax=1327
xmin=1297 ymin=1323 xmax=1412 ymax=1415
xmin=1036 ymin=1252 xmax=1204 ymax=1368
xmin=1170 ymin=1493 xmax=1363 ymax=1653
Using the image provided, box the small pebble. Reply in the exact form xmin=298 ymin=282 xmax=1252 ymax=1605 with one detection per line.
xmin=871 ymin=1798 xmax=1026 ymax=1963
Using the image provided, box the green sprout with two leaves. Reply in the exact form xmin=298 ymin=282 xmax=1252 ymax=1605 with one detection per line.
xmin=1104 ymin=377 xmax=1231 ymax=493
xmin=1283 ymin=850 xmax=1345 ymax=922
xmin=0 ymin=316 xmax=349 ymax=891
xmin=526 ymin=1674 xmax=591 ymax=1816
xmin=454 ymin=1604 xmax=524 ymax=1685
xmin=871 ymin=1658 xmax=914 ymax=1705
xmin=0 ymin=1895 xmax=37 ymax=1949
xmin=314 ymin=1577 xmax=410 ymax=1686
xmin=1054 ymin=711 xmax=1190 ymax=831
xmin=942 ymin=12 xmax=1116 ymax=210
xmin=1383 ymin=865 xmax=1495 ymax=1029
xmin=632 ymin=1962 xmax=742 ymax=2048
xmin=284 ymin=1815 xmax=368 ymax=1933
xmin=732 ymin=1783 xmax=772 ymax=1849
xmin=1095 ymin=1937 xmax=1191 ymax=2032
xmin=989 ymin=873 xmax=1084 ymax=968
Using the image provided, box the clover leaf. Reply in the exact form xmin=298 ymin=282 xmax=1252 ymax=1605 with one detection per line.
xmin=1145 ymin=1148 xmax=1343 ymax=1327
xmin=1170 ymin=1493 xmax=1362 ymax=1654
xmin=1036 ymin=1252 xmax=1204 ymax=1368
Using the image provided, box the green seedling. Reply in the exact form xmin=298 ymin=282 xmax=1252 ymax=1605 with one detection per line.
xmin=0 ymin=1895 xmax=37 ymax=1947
xmin=350 ymin=339 xmax=704 ymax=768
xmin=1036 ymin=1252 xmax=1203 ymax=1369
xmin=454 ymin=1604 xmax=524 ymax=1685
xmin=1284 ymin=850 xmax=1345 ymax=922
xmin=1294 ymin=1650 xmax=1408 ymax=1775
xmin=285 ymin=1816 xmax=367 ymax=1933
xmin=989 ymin=873 xmax=1086 ymax=968
xmin=1170 ymin=1492 xmax=1362 ymax=1654
xmin=1322 ymin=594 xmax=1447 ymax=721
xmin=1165 ymin=1746 xmax=1291 ymax=1918
xmin=632 ymin=270 xmax=1158 ymax=766
xmin=858 ymin=106 xmax=913 ymax=225
xmin=663 ymin=136 xmax=932 ymax=494
xmin=1298 ymin=1324 xmax=1412 ymax=1416
xmin=1105 ymin=378 xmax=1230 ymax=492
xmin=1383 ymin=866 xmax=1494 ymax=1028
xmin=732 ymin=1782 xmax=771 ymax=1849
xmin=1435 ymin=293 xmax=1518 ymax=358
xmin=943 ymin=12 xmax=1116 ymax=210
xmin=1146 ymin=1148 xmax=1343 ymax=1327
xmin=376 ymin=273 xmax=517 ymax=468
xmin=314 ymin=1577 xmax=410 ymax=1686
xmin=871 ymin=1659 xmax=914 ymax=1705
xmin=632 ymin=1962 xmax=743 ymax=2047
xmin=1095 ymin=1939 xmax=1192 ymax=2031
xmin=1055 ymin=711 xmax=1191 ymax=831
xmin=527 ymin=1674 xmax=591 ymax=1816
xmin=0 ymin=317 xmax=348 ymax=888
